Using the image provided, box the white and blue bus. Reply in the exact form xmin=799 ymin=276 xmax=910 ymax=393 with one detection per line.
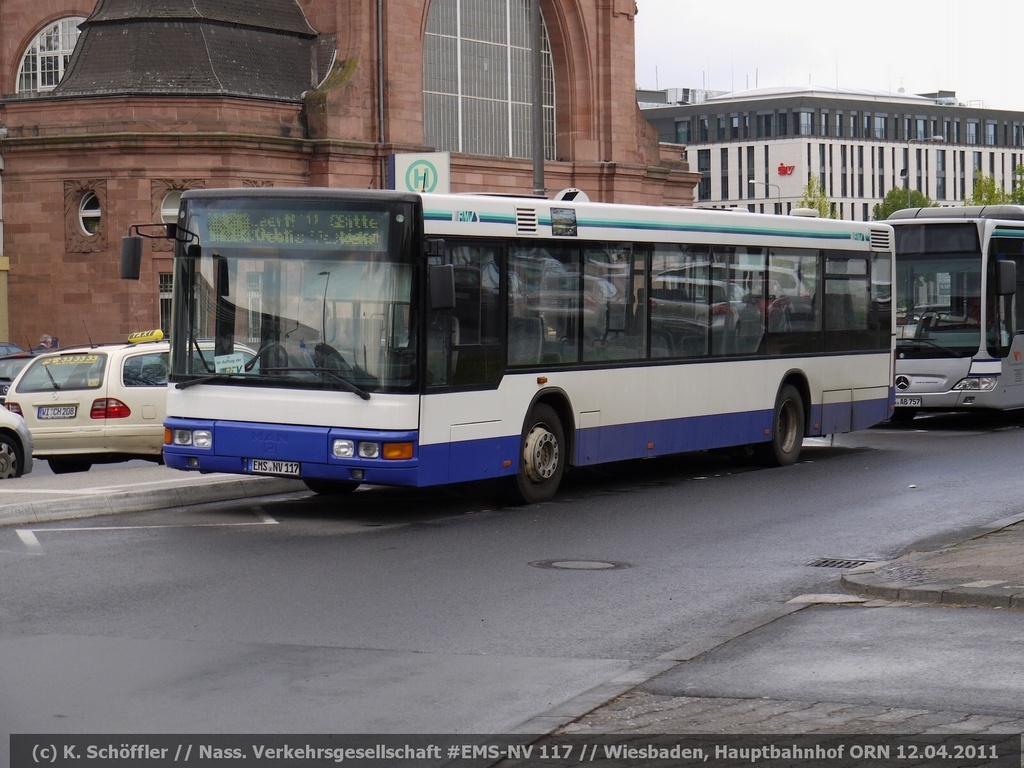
xmin=122 ymin=188 xmax=895 ymax=503
xmin=888 ymin=206 xmax=1022 ymax=421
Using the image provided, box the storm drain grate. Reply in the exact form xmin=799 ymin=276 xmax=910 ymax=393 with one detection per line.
xmin=804 ymin=557 xmax=874 ymax=570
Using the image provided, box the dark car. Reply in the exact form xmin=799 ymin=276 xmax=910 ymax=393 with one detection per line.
xmin=0 ymin=342 xmax=25 ymax=356
xmin=0 ymin=352 xmax=40 ymax=406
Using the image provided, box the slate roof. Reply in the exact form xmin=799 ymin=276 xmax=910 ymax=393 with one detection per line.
xmin=52 ymin=0 xmax=331 ymax=101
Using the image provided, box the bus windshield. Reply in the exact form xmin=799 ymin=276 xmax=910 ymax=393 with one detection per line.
xmin=894 ymin=224 xmax=987 ymax=356
xmin=170 ymin=195 xmax=419 ymax=394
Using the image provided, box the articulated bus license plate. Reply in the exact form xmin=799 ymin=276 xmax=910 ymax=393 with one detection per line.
xmin=895 ymin=397 xmax=922 ymax=407
xmin=38 ymin=405 xmax=78 ymax=420
xmin=250 ymin=459 xmax=301 ymax=476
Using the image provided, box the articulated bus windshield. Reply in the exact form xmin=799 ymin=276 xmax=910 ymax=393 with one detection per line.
xmin=170 ymin=197 xmax=419 ymax=394
xmin=893 ymin=223 xmax=985 ymax=354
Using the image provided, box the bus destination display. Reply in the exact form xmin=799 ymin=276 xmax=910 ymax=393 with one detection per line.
xmin=203 ymin=210 xmax=390 ymax=251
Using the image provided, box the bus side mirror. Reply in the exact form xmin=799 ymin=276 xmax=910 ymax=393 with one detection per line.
xmin=997 ymin=260 xmax=1017 ymax=296
xmin=429 ymin=264 xmax=456 ymax=310
xmin=120 ymin=236 xmax=143 ymax=280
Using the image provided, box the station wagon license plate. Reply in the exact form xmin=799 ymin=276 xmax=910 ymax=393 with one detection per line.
xmin=250 ymin=459 xmax=300 ymax=476
xmin=37 ymin=405 xmax=77 ymax=420
xmin=895 ymin=397 xmax=922 ymax=407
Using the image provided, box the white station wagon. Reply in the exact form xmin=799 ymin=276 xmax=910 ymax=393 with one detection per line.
xmin=6 ymin=331 xmax=173 ymax=473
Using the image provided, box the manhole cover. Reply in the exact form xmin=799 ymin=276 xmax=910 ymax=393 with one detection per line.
xmin=529 ymin=559 xmax=633 ymax=571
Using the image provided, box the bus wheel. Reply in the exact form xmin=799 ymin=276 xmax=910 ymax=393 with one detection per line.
xmin=303 ymin=479 xmax=360 ymax=495
xmin=514 ymin=404 xmax=565 ymax=504
xmin=754 ymin=384 xmax=804 ymax=467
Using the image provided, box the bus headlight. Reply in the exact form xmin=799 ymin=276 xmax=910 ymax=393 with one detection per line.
xmin=170 ymin=428 xmax=212 ymax=448
xmin=358 ymin=441 xmax=380 ymax=459
xmin=952 ymin=377 xmax=997 ymax=391
xmin=332 ymin=439 xmax=355 ymax=458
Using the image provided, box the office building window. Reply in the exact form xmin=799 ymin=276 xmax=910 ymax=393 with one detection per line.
xmin=697 ymin=149 xmax=711 ymax=201
xmin=720 ymin=148 xmax=729 ymax=199
xmin=967 ymin=121 xmax=978 ymax=145
xmin=873 ymin=116 xmax=886 ymax=140
xmin=797 ymin=111 xmax=813 ymax=136
xmin=675 ymin=120 xmax=691 ymax=144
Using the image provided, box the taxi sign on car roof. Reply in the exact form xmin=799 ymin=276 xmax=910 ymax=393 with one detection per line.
xmin=127 ymin=330 xmax=165 ymax=344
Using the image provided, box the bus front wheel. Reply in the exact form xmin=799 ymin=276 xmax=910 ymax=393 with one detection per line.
xmin=513 ymin=404 xmax=565 ymax=505
xmin=754 ymin=384 xmax=804 ymax=467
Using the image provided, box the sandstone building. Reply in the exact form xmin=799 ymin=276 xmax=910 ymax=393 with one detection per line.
xmin=0 ymin=0 xmax=696 ymax=346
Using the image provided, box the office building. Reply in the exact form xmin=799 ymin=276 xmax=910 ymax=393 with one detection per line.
xmin=641 ymin=85 xmax=1024 ymax=220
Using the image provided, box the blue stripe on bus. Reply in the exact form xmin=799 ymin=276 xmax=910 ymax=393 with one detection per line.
xmin=164 ymin=393 xmax=890 ymax=489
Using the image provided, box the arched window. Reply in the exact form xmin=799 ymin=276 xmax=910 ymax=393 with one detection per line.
xmin=17 ymin=17 xmax=85 ymax=94
xmin=78 ymin=191 xmax=101 ymax=236
xmin=424 ymin=0 xmax=555 ymax=160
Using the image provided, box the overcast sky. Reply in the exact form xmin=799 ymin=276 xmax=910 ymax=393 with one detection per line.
xmin=634 ymin=0 xmax=1024 ymax=111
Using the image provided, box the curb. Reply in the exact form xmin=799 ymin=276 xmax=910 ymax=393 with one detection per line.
xmin=842 ymin=565 xmax=1024 ymax=610
xmin=0 ymin=476 xmax=307 ymax=528
xmin=841 ymin=512 xmax=1024 ymax=611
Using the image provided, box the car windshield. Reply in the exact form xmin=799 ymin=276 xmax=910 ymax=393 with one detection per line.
xmin=15 ymin=353 xmax=107 ymax=392
xmin=0 ymin=356 xmax=32 ymax=380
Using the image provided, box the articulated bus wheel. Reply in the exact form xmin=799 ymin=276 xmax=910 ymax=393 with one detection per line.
xmin=513 ymin=404 xmax=566 ymax=505
xmin=754 ymin=384 xmax=805 ymax=467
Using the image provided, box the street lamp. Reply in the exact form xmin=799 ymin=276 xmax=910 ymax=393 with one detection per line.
xmin=748 ymin=179 xmax=781 ymax=211
xmin=904 ymin=135 xmax=944 ymax=207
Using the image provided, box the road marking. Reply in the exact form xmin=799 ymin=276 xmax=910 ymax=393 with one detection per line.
xmin=2 ymin=475 xmax=268 ymax=497
xmin=16 ymin=529 xmax=41 ymax=553
xmin=13 ymin=513 xmax=278 ymax=554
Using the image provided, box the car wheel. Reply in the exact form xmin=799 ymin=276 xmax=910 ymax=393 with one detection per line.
xmin=0 ymin=434 xmax=24 ymax=478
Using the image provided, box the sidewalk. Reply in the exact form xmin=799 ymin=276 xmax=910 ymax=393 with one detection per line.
xmin=841 ymin=513 xmax=1024 ymax=610
xmin=0 ymin=464 xmax=306 ymax=528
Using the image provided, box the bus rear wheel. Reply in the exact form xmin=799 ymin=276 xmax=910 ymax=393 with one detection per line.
xmin=512 ymin=404 xmax=565 ymax=505
xmin=754 ymin=384 xmax=805 ymax=467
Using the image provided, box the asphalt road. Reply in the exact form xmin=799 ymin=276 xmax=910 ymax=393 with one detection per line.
xmin=3 ymin=413 xmax=1024 ymax=767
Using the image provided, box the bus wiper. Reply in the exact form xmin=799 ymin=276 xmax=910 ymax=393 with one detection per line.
xmin=897 ymin=339 xmax=966 ymax=358
xmin=286 ymin=367 xmax=372 ymax=400
xmin=175 ymin=372 xmax=251 ymax=389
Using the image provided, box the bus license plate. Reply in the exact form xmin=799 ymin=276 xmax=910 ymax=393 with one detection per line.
xmin=38 ymin=405 xmax=78 ymax=420
xmin=895 ymin=397 xmax=922 ymax=407
xmin=250 ymin=459 xmax=300 ymax=476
